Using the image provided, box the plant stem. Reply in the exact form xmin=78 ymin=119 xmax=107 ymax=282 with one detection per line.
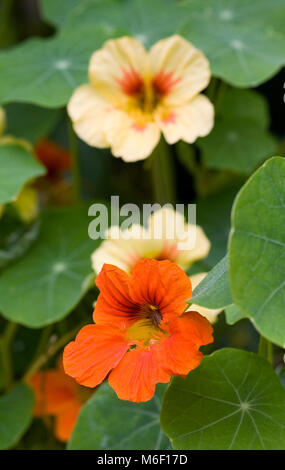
xmin=258 ymin=335 xmax=273 ymax=365
xmin=67 ymin=115 xmax=81 ymax=202
xmin=0 ymin=321 xmax=18 ymax=391
xmin=206 ymin=77 xmax=219 ymax=102
xmin=150 ymin=138 xmax=176 ymax=205
xmin=214 ymin=80 xmax=228 ymax=114
xmin=23 ymin=323 xmax=83 ymax=382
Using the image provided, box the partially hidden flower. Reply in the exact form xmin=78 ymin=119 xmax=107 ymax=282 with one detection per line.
xmin=188 ymin=272 xmax=223 ymax=324
xmin=92 ymin=207 xmax=210 ymax=274
xmin=29 ymin=360 xmax=91 ymax=442
xmin=68 ymin=35 xmax=214 ymax=162
xmin=0 ymin=124 xmax=39 ymax=222
xmin=63 ymin=258 xmax=213 ymax=402
xmin=12 ymin=184 xmax=39 ymax=223
xmin=35 ymin=139 xmax=71 ymax=177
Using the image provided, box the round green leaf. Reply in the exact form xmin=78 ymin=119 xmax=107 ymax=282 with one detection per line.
xmin=229 ymin=156 xmax=285 ymax=347
xmin=62 ymin=0 xmax=185 ymax=48
xmin=40 ymin=0 xmax=80 ymax=27
xmin=161 ymin=348 xmax=285 ymax=450
xmin=68 ymin=383 xmax=169 ymax=450
xmin=199 ymin=119 xmax=276 ymax=174
xmin=64 ymin=0 xmax=285 ymax=87
xmin=198 ymin=89 xmax=277 ymax=174
xmin=5 ymin=104 xmax=61 ymax=144
xmin=0 ymin=143 xmax=45 ymax=204
xmin=180 ymin=0 xmax=285 ymax=87
xmin=0 ymin=206 xmax=98 ymax=328
xmin=0 ymin=29 xmax=114 ymax=108
xmin=0 ymin=220 xmax=40 ymax=270
xmin=190 ymin=255 xmax=232 ymax=309
xmin=0 ymin=383 xmax=34 ymax=449
xmin=225 ymin=304 xmax=246 ymax=325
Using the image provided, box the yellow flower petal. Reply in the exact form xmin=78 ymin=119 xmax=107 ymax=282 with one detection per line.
xmin=155 ymin=94 xmax=214 ymax=145
xmin=13 ymin=185 xmax=39 ymax=223
xmin=149 ymin=35 xmax=211 ymax=107
xmin=89 ymin=36 xmax=151 ymax=106
xmin=104 ymin=109 xmax=161 ymax=161
xmin=188 ymin=272 xmax=223 ymax=324
xmin=67 ymin=84 xmax=110 ymax=148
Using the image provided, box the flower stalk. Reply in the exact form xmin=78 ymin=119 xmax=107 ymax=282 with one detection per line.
xmin=150 ymin=138 xmax=176 ymax=205
xmin=0 ymin=321 xmax=18 ymax=391
xmin=258 ymin=335 xmax=273 ymax=365
xmin=67 ymin=115 xmax=81 ymax=202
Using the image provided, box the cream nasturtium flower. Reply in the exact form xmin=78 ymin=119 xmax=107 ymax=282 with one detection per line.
xmin=187 ymin=272 xmax=223 ymax=324
xmin=91 ymin=207 xmax=210 ymax=274
xmin=68 ymin=35 xmax=214 ymax=162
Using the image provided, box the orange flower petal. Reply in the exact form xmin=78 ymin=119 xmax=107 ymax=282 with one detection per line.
xmin=94 ymin=263 xmax=137 ymax=328
xmin=54 ymin=402 xmax=81 ymax=442
xmin=129 ymin=258 xmax=192 ymax=319
xmin=63 ymin=324 xmax=128 ymax=388
xmin=154 ymin=311 xmax=213 ymax=377
xmin=108 ymin=348 xmax=170 ymax=402
xmin=29 ymin=370 xmax=76 ymax=416
xmin=35 ymin=139 xmax=71 ymax=175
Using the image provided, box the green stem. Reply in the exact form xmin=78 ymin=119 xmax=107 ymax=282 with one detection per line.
xmin=206 ymin=77 xmax=219 ymax=102
xmin=32 ymin=325 xmax=53 ymax=363
xmin=0 ymin=321 xmax=18 ymax=391
xmin=277 ymin=138 xmax=285 ymax=157
xmin=176 ymin=141 xmax=199 ymax=177
xmin=150 ymin=138 xmax=176 ymax=205
xmin=67 ymin=116 xmax=81 ymax=202
xmin=23 ymin=323 xmax=84 ymax=382
xmin=214 ymin=80 xmax=228 ymax=114
xmin=258 ymin=336 xmax=273 ymax=365
xmin=0 ymin=0 xmax=14 ymax=41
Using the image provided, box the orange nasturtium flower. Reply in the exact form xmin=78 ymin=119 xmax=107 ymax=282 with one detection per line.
xmin=29 ymin=361 xmax=90 ymax=442
xmin=35 ymin=139 xmax=71 ymax=177
xmin=68 ymin=35 xmax=214 ymax=162
xmin=63 ymin=258 xmax=213 ymax=402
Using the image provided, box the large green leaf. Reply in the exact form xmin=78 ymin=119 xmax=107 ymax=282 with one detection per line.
xmin=5 ymin=104 xmax=61 ymax=144
xmin=225 ymin=304 xmax=246 ymax=325
xmin=68 ymin=383 xmax=169 ymax=450
xmin=0 ymin=206 xmax=98 ymax=328
xmin=189 ymin=256 xmax=232 ymax=309
xmin=63 ymin=0 xmax=285 ymax=87
xmin=40 ymin=0 xmax=81 ymax=27
xmin=0 ymin=220 xmax=40 ymax=270
xmin=0 ymin=383 xmax=34 ymax=449
xmin=229 ymin=157 xmax=285 ymax=347
xmin=0 ymin=143 xmax=45 ymax=204
xmin=198 ymin=89 xmax=277 ymax=174
xmin=180 ymin=0 xmax=285 ymax=87
xmin=0 ymin=28 xmax=114 ymax=108
xmin=63 ymin=0 xmax=185 ymax=49
xmin=161 ymin=348 xmax=285 ymax=450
